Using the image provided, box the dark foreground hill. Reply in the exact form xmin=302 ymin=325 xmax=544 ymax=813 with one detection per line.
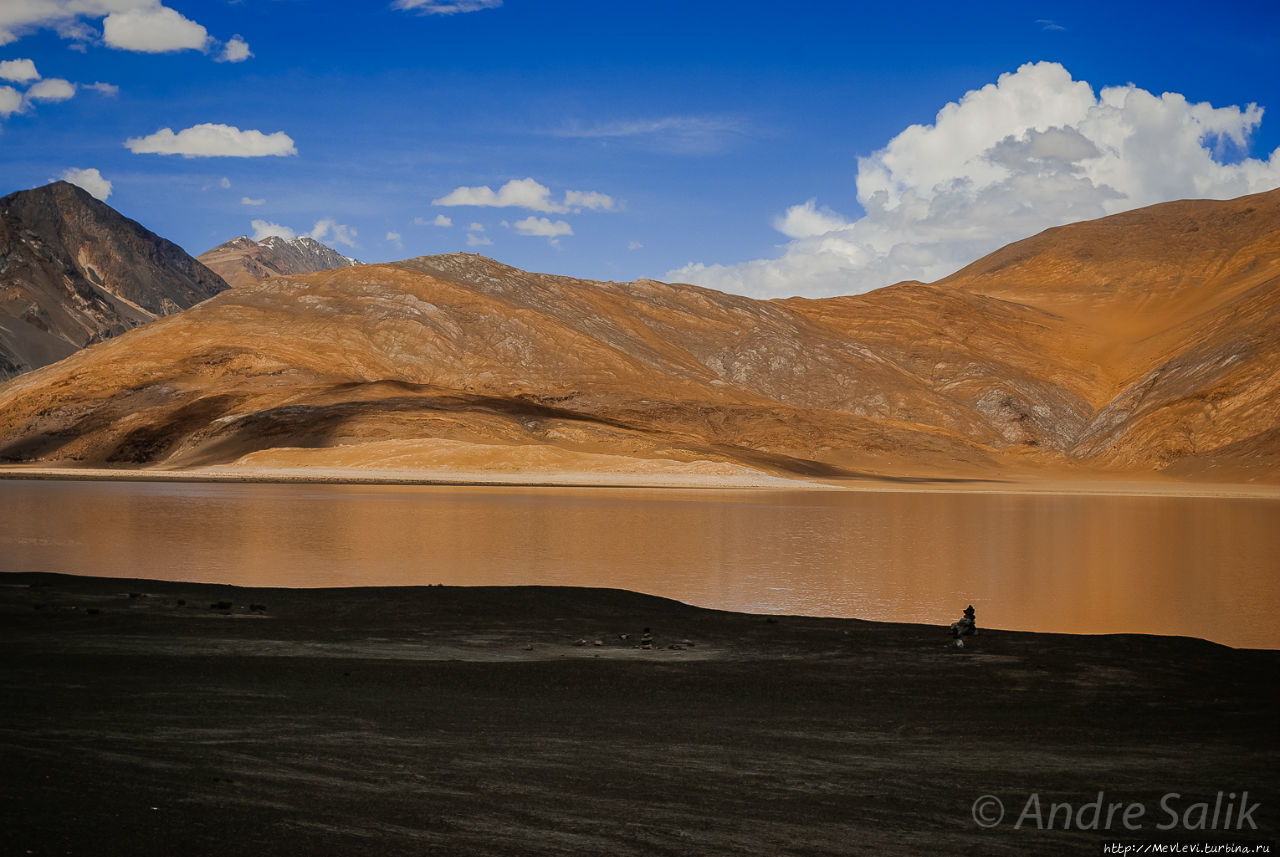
xmin=0 ymin=573 xmax=1275 ymax=856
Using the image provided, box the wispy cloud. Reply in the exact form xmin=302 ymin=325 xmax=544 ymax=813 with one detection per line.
xmin=1036 ymin=18 xmax=1066 ymax=31
xmin=550 ymin=115 xmax=751 ymax=154
xmin=391 ymin=0 xmax=502 ymax=15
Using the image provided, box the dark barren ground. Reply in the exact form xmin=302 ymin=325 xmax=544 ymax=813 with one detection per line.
xmin=1 ymin=573 xmax=1275 ymax=856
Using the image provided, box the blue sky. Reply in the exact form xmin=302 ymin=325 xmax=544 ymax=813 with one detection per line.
xmin=2 ymin=0 xmax=1279 ymax=297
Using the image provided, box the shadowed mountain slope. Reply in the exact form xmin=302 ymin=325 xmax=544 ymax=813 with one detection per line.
xmin=0 ymin=182 xmax=228 ymax=380
xmin=0 ymin=189 xmax=1276 ymax=483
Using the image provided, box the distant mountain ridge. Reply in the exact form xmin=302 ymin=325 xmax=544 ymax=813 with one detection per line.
xmin=0 ymin=182 xmax=228 ymax=381
xmin=197 ymin=234 xmax=358 ymax=289
xmin=0 ymin=187 xmax=1276 ymax=483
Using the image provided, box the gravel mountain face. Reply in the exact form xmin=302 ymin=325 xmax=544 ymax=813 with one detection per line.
xmin=198 ymin=235 xmax=358 ymax=289
xmin=0 ymin=182 xmax=228 ymax=380
xmin=0 ymin=188 xmax=1276 ymax=483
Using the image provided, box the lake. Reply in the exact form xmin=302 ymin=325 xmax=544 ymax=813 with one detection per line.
xmin=1 ymin=479 xmax=1276 ymax=649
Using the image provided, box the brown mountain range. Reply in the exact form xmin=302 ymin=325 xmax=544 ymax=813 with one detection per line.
xmin=197 ymin=234 xmax=358 ymax=289
xmin=0 ymin=182 xmax=228 ymax=381
xmin=0 ymin=188 xmax=1276 ymax=484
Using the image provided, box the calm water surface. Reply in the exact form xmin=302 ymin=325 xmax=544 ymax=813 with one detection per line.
xmin=2 ymin=480 xmax=1277 ymax=649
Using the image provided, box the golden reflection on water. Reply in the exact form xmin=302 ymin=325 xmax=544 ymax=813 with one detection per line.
xmin=1 ymin=481 xmax=1276 ymax=649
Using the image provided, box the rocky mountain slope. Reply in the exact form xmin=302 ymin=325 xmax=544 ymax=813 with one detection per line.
xmin=0 ymin=188 xmax=1276 ymax=483
xmin=197 ymin=235 xmax=357 ymax=289
xmin=0 ymin=182 xmax=229 ymax=380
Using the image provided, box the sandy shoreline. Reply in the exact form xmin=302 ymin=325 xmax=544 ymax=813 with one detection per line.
xmin=2 ymin=573 xmax=1276 ymax=856
xmin=3 ymin=463 xmax=1279 ymax=499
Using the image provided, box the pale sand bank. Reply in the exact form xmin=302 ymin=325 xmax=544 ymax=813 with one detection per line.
xmin=2 ymin=461 xmax=1279 ymax=499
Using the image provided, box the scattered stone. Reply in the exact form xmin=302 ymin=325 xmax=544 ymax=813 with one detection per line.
xmin=668 ymin=644 xmax=684 ymax=651
xmin=574 ymin=639 xmax=588 ymax=647
xmin=681 ymin=639 xmax=695 ymax=647
xmin=523 ymin=643 xmax=534 ymax=651
xmin=592 ymin=639 xmax=603 ymax=646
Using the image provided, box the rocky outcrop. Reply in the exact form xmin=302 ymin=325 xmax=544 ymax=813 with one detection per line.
xmin=197 ymin=235 xmax=357 ymax=289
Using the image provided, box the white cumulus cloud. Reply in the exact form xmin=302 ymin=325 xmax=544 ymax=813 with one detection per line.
xmin=772 ymin=199 xmax=850 ymax=239
xmin=466 ymin=232 xmax=492 ymax=247
xmin=25 ymin=77 xmax=75 ymax=102
xmin=512 ymin=216 xmax=572 ymax=238
xmin=433 ymin=177 xmax=613 ymax=214
xmin=668 ymin=61 xmax=1280 ymax=299
xmin=0 ymin=3 xmax=244 ymax=62
xmin=218 ymin=35 xmax=251 ymax=63
xmin=55 ymin=166 xmax=111 ymax=200
xmin=386 ymin=231 xmax=403 ymax=249
xmin=309 ymin=218 xmax=357 ymax=248
xmin=102 ymin=4 xmax=208 ymax=53
xmin=563 ymin=189 xmax=615 ymax=211
xmin=0 ymin=85 xmax=23 ymax=117
xmin=392 ymin=0 xmax=502 ymax=14
xmin=126 ymin=123 xmax=297 ymax=158
xmin=250 ymin=219 xmax=296 ymax=241
xmin=0 ymin=58 xmax=38 ymax=82
xmin=240 ymin=196 xmax=264 ymax=206
xmin=251 ymin=218 xmax=356 ymax=248
xmin=85 ymin=81 xmax=119 ymax=96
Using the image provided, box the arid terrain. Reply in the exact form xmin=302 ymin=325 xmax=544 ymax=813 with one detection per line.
xmin=0 ymin=187 xmax=1276 ymax=486
xmin=1 ymin=572 xmax=1275 ymax=857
